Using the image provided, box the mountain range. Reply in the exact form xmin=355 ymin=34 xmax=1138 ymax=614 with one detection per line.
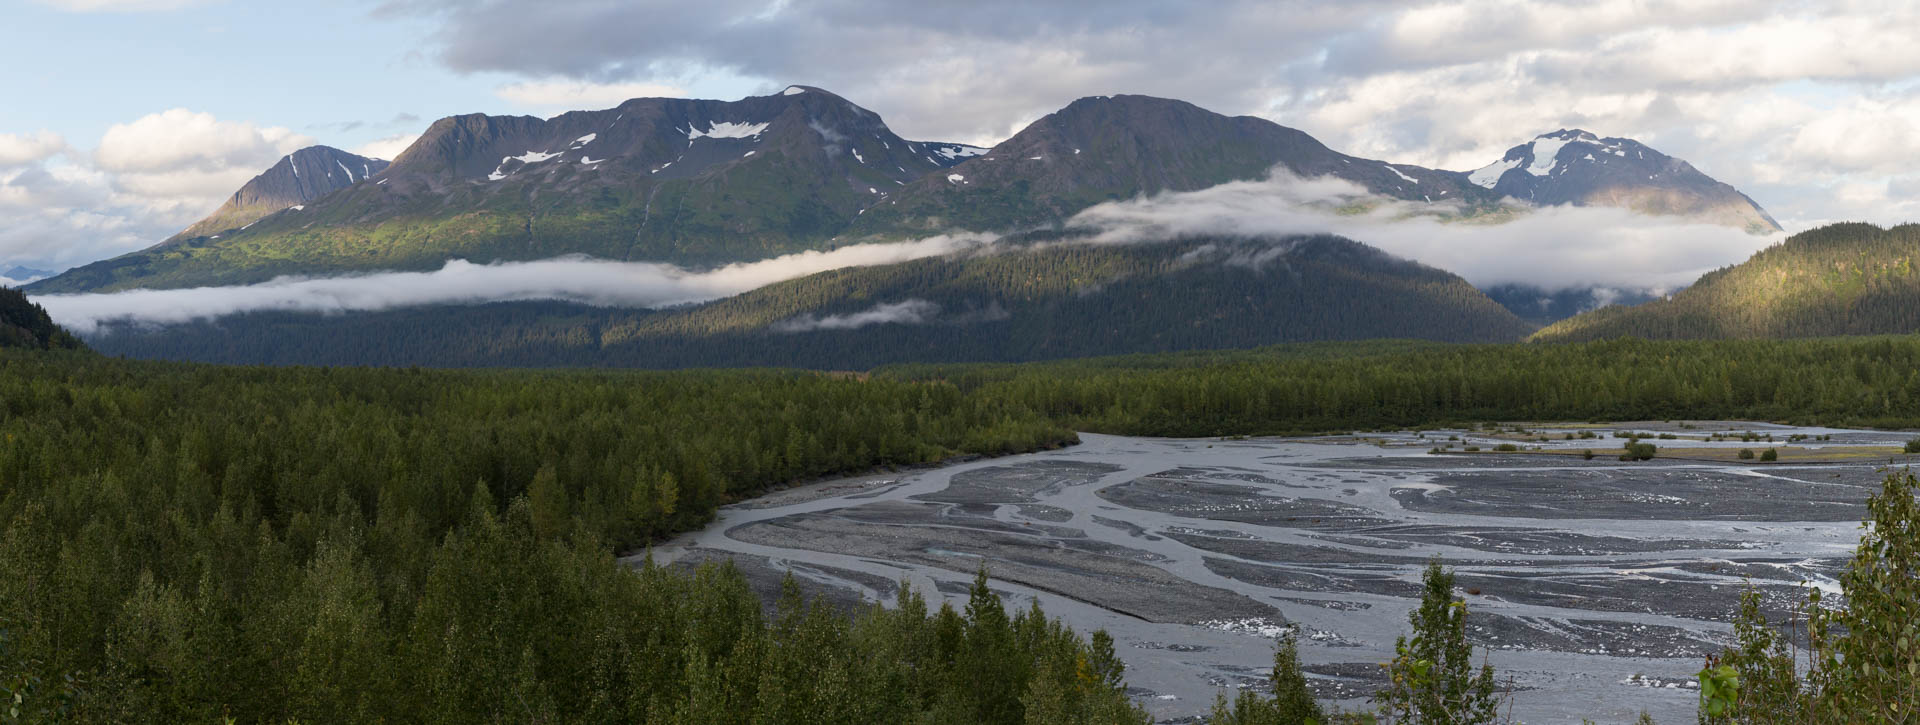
xmin=32 ymin=85 xmax=1883 ymax=369
xmin=27 ymin=88 xmax=1773 ymax=297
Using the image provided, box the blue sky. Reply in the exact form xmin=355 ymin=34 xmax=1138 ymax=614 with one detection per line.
xmin=5 ymin=0 xmax=1920 ymax=276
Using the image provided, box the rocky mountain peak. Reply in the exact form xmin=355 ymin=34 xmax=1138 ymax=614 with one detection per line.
xmin=1463 ymin=130 xmax=1781 ymax=232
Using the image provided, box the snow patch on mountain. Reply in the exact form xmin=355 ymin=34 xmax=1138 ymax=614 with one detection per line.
xmin=1469 ymin=157 xmax=1522 ymax=189
xmin=1527 ymin=136 xmax=1572 ymax=176
xmin=933 ymin=145 xmax=987 ymax=161
xmin=687 ymin=121 xmax=770 ymax=141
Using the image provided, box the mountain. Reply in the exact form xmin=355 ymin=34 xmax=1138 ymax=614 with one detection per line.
xmin=0 ymin=287 xmax=85 ymax=351
xmin=1532 ymin=223 xmax=1920 ymax=342
xmin=170 ymin=146 xmax=391 ymax=243
xmin=1462 ymin=129 xmax=1780 ymax=233
xmin=2 ymin=266 xmax=52 ymax=282
xmin=1481 ymin=283 xmax=1660 ymax=327
xmin=846 ymin=94 xmax=1496 ymax=239
xmin=29 ymin=86 xmax=979 ymax=294
xmin=84 ymin=234 xmax=1534 ymax=367
xmin=29 ymin=91 xmax=1506 ymax=295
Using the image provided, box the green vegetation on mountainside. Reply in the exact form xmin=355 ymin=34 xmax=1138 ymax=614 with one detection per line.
xmin=1535 ymin=222 xmax=1920 ymax=342
xmin=88 ymin=235 xmax=1535 ymax=366
xmin=31 ymin=153 xmax=862 ymax=293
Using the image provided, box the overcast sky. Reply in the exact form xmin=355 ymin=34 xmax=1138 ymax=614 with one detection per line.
xmin=4 ymin=0 xmax=1918 ymax=272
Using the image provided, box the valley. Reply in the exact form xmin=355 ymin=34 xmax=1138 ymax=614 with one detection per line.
xmin=654 ymin=423 xmax=1907 ymax=722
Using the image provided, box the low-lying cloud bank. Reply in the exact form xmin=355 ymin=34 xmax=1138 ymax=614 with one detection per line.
xmin=773 ymin=299 xmax=942 ymax=333
xmin=1068 ymin=171 xmax=1786 ymax=293
xmin=37 ymin=234 xmax=991 ymax=334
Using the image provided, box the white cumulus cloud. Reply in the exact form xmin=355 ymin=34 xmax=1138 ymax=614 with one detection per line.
xmin=1067 ymin=168 xmax=1782 ymax=293
xmin=37 ymin=234 xmax=995 ymax=333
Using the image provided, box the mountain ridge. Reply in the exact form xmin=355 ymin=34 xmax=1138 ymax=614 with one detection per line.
xmin=27 ymin=89 xmax=1780 ymax=301
xmin=1532 ymin=222 xmax=1920 ymax=342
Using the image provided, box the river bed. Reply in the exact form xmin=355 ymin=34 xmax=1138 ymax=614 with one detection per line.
xmin=642 ymin=421 xmax=1913 ymax=723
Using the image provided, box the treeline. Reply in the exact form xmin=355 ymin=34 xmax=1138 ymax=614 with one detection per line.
xmin=1536 ymin=222 xmax=1920 ymax=342
xmin=88 ymin=235 xmax=1532 ymax=368
xmin=881 ymin=336 xmax=1920 ymax=435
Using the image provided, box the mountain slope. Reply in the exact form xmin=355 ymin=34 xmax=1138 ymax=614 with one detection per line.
xmin=171 ymin=146 xmax=391 ymax=242
xmin=85 ymin=234 xmax=1533 ymax=367
xmin=1463 ymin=129 xmax=1780 ymax=233
xmin=30 ymin=86 xmax=966 ymax=293
xmin=1533 ymin=223 xmax=1920 ymax=342
xmin=848 ymin=94 xmax=1495 ymax=238
xmin=0 ymin=287 xmax=85 ymax=350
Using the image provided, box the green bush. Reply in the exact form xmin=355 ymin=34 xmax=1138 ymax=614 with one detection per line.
xmin=1493 ymin=443 xmax=1519 ymax=452
xmin=1207 ymin=632 xmax=1323 ymax=725
xmin=1905 ymin=438 xmax=1920 ymax=454
xmin=1760 ymin=448 xmax=1778 ymax=462
xmin=1707 ymin=471 xmax=1920 ymax=722
xmin=1378 ymin=561 xmax=1503 ymax=723
xmin=1738 ymin=449 xmax=1755 ymax=460
xmin=1620 ymin=441 xmax=1657 ymax=461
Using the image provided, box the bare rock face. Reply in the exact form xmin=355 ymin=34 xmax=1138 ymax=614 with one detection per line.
xmin=1462 ymin=129 xmax=1781 ymax=233
xmin=171 ymin=146 xmax=392 ymax=242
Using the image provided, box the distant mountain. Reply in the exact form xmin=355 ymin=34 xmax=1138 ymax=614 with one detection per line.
xmin=0 ymin=287 xmax=84 ymax=351
xmin=1533 ymin=223 xmax=1920 ymax=342
xmin=171 ymin=146 xmax=391 ymax=243
xmin=1462 ymin=129 xmax=1780 ymax=233
xmin=1482 ymin=284 xmax=1661 ymax=327
xmin=848 ymin=94 xmax=1495 ymax=239
xmin=29 ymin=87 xmax=986 ymax=294
xmin=84 ymin=234 xmax=1534 ymax=367
xmin=2 ymin=266 xmax=51 ymax=282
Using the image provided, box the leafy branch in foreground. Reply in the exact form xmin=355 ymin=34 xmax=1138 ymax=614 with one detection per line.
xmin=1703 ymin=469 xmax=1920 ymax=723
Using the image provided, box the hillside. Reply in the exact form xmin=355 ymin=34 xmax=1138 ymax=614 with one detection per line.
xmin=0 ymin=287 xmax=84 ymax=350
xmin=1533 ymin=222 xmax=1920 ymax=342
xmin=86 ymin=234 xmax=1533 ymax=367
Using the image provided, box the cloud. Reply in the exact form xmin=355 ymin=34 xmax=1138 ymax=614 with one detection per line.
xmin=94 ymin=109 xmax=309 ymax=174
xmin=0 ymin=109 xmax=319 ymax=272
xmin=367 ymin=0 xmax=1920 ymax=227
xmin=1066 ymin=168 xmax=1782 ymax=292
xmin=773 ymin=299 xmax=941 ymax=332
xmin=495 ymin=78 xmax=686 ymax=110
xmin=31 ymin=0 xmax=215 ymax=10
xmin=37 ymin=234 xmax=994 ymax=333
xmin=0 ymin=132 xmax=68 ymax=167
xmin=353 ymin=134 xmax=420 ymax=161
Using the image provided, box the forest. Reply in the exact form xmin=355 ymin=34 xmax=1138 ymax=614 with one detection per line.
xmin=6 ymin=333 xmax=1920 ymax=721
